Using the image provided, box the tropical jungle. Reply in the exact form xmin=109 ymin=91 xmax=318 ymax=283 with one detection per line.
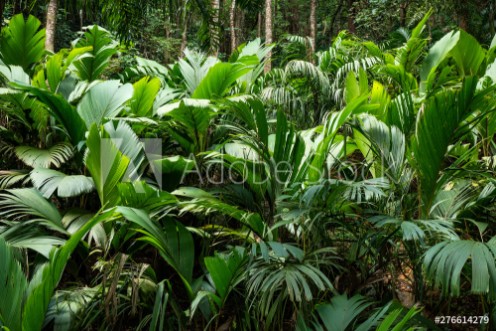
xmin=0 ymin=1 xmax=496 ymax=330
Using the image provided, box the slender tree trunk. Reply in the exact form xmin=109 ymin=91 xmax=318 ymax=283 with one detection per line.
xmin=329 ymin=0 xmax=344 ymax=44
xmin=180 ymin=18 xmax=188 ymax=54
xmin=211 ymin=0 xmax=220 ymax=55
xmin=264 ymin=0 xmax=272 ymax=73
xmin=45 ymin=0 xmax=58 ymax=52
xmin=180 ymin=0 xmax=188 ymax=54
xmin=347 ymin=0 xmax=356 ymax=33
xmin=289 ymin=0 xmax=299 ymax=34
xmin=399 ymin=1 xmax=409 ymax=27
xmin=456 ymin=0 xmax=469 ymax=31
xmin=230 ymin=0 xmax=237 ymax=53
xmin=309 ymin=0 xmax=316 ymax=61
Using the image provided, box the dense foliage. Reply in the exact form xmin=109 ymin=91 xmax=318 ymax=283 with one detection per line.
xmin=1 ymin=7 xmax=496 ymax=331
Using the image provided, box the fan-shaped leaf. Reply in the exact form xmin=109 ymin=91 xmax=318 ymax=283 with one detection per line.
xmin=0 ymin=237 xmax=28 ymax=331
xmin=424 ymin=240 xmax=496 ymax=298
xmin=30 ymin=168 xmax=94 ymax=198
xmin=15 ymin=143 xmax=73 ymax=168
xmin=77 ymin=80 xmax=134 ymax=127
xmin=129 ymin=76 xmax=161 ymax=116
xmin=0 ymin=188 xmax=65 ymax=233
xmin=72 ymin=25 xmax=117 ymax=81
xmin=84 ymin=125 xmax=130 ymax=207
xmin=0 ymin=14 xmax=45 ymax=72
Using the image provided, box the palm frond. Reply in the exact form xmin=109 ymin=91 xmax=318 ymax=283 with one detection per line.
xmin=15 ymin=143 xmax=73 ymax=168
xmin=0 ymin=237 xmax=28 ymax=331
xmin=30 ymin=168 xmax=94 ymax=198
xmin=424 ymin=239 xmax=496 ymax=298
xmin=0 ymin=188 xmax=65 ymax=233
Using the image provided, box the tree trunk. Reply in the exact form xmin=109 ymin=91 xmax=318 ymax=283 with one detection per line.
xmin=264 ymin=0 xmax=272 ymax=73
xmin=179 ymin=0 xmax=188 ymax=54
xmin=399 ymin=1 xmax=409 ymax=27
xmin=309 ymin=0 xmax=316 ymax=60
xmin=347 ymin=0 xmax=356 ymax=33
xmin=211 ymin=0 xmax=220 ymax=56
xmin=230 ymin=0 xmax=237 ymax=53
xmin=329 ymin=0 xmax=344 ymax=44
xmin=180 ymin=12 xmax=188 ymax=54
xmin=45 ymin=0 xmax=58 ymax=52
xmin=456 ymin=0 xmax=469 ymax=31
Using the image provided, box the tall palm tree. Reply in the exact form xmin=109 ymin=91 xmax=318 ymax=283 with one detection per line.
xmin=230 ymin=0 xmax=237 ymax=53
xmin=264 ymin=0 xmax=272 ymax=72
xmin=45 ymin=0 xmax=57 ymax=52
xmin=309 ymin=0 xmax=316 ymax=58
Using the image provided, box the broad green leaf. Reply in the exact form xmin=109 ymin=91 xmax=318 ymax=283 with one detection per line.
xmin=420 ymin=31 xmax=460 ymax=93
xmin=0 ymin=188 xmax=65 ymax=233
xmin=84 ymin=125 xmax=130 ymax=207
xmin=192 ymin=62 xmax=253 ymax=99
xmin=30 ymin=168 xmax=94 ymax=198
xmin=204 ymin=248 xmax=246 ymax=301
xmin=21 ymin=209 xmax=115 ymax=331
xmin=0 ymin=237 xmax=28 ymax=331
xmin=129 ymin=76 xmax=161 ymax=116
xmin=72 ymin=25 xmax=117 ymax=81
xmin=77 ymin=80 xmax=134 ymax=127
xmin=117 ymin=181 xmax=177 ymax=211
xmin=412 ymin=78 xmax=477 ymax=213
xmin=117 ymin=207 xmax=195 ymax=292
xmin=308 ymin=95 xmax=367 ymax=182
xmin=316 ymin=295 xmax=373 ymax=331
xmin=11 ymin=83 xmax=87 ymax=145
xmin=450 ymin=30 xmax=485 ymax=76
xmin=152 ymin=156 xmax=195 ymax=192
xmin=0 ymin=14 xmax=45 ymax=72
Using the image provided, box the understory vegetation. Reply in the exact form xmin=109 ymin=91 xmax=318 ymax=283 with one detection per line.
xmin=1 ymin=9 xmax=496 ymax=331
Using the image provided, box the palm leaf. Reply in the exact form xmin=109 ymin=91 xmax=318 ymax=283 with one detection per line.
xmin=84 ymin=124 xmax=130 ymax=207
xmin=192 ymin=61 xmax=255 ymax=99
xmin=0 ymin=14 xmax=45 ymax=72
xmin=15 ymin=143 xmax=73 ymax=168
xmin=103 ymin=120 xmax=145 ymax=180
xmin=173 ymin=187 xmax=266 ymax=236
xmin=30 ymin=168 xmax=94 ymax=198
xmin=117 ymin=207 xmax=195 ymax=294
xmin=12 ymin=83 xmax=87 ymax=145
xmin=316 ymin=294 xmax=373 ymax=331
xmin=204 ymin=247 xmax=247 ymax=301
xmin=72 ymin=25 xmax=117 ymax=81
xmin=177 ymin=48 xmax=219 ymax=95
xmin=412 ymin=78 xmax=477 ymax=214
xmin=21 ymin=209 xmax=116 ymax=331
xmin=77 ymin=80 xmax=134 ymax=128
xmin=0 ymin=188 xmax=65 ymax=233
xmin=0 ymin=237 xmax=28 ymax=331
xmin=129 ymin=76 xmax=161 ymax=116
xmin=424 ymin=240 xmax=496 ymax=298
xmin=0 ymin=170 xmax=30 ymax=189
